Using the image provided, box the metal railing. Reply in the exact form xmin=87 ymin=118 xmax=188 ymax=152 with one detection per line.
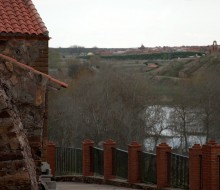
xmin=112 ymin=148 xmax=128 ymax=179
xmin=92 ymin=147 xmax=104 ymax=176
xmin=55 ymin=146 xmax=190 ymax=189
xmin=140 ymin=151 xmax=157 ymax=184
xmin=216 ymin=154 xmax=220 ymax=190
xmin=55 ymin=147 xmax=82 ymax=176
xmin=169 ymin=153 xmax=189 ymax=189
xmin=199 ymin=154 xmax=203 ymax=189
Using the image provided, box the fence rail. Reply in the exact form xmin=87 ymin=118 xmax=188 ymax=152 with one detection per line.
xmin=169 ymin=153 xmax=189 ymax=189
xmin=112 ymin=148 xmax=128 ymax=179
xmin=140 ymin=151 xmax=157 ymax=184
xmin=48 ymin=140 xmax=220 ymax=190
xmin=93 ymin=147 xmax=104 ymax=176
xmin=55 ymin=147 xmax=82 ymax=176
xmin=55 ymin=147 xmax=188 ymax=188
xmin=199 ymin=154 xmax=203 ymax=190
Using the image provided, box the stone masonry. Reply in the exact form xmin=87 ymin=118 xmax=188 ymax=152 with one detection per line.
xmin=0 ymin=1 xmax=53 ymax=189
xmin=0 ymin=55 xmax=48 ymax=190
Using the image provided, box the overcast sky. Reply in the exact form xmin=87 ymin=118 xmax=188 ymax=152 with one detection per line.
xmin=33 ymin=0 xmax=220 ymax=48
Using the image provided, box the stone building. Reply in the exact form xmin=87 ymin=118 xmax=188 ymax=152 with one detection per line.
xmin=0 ymin=0 xmax=67 ymax=189
xmin=208 ymin=40 xmax=220 ymax=54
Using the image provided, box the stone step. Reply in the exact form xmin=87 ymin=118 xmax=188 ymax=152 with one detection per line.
xmin=41 ymin=177 xmax=51 ymax=182
xmin=46 ymin=181 xmax=56 ymax=190
xmin=41 ymin=174 xmax=53 ymax=180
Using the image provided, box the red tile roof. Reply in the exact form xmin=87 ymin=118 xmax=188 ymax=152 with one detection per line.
xmin=0 ymin=0 xmax=48 ymax=36
xmin=0 ymin=53 xmax=68 ymax=88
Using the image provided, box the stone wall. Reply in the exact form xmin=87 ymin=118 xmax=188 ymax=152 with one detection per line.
xmin=0 ymin=38 xmax=48 ymax=74
xmin=0 ymin=55 xmax=48 ymax=189
xmin=1 ymin=37 xmax=49 ymax=162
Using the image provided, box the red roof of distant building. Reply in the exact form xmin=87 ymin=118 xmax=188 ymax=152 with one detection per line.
xmin=148 ymin=63 xmax=158 ymax=68
xmin=0 ymin=0 xmax=48 ymax=36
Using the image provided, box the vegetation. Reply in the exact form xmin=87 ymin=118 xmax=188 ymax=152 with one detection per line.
xmin=49 ymin=67 xmax=153 ymax=149
xmin=48 ymin=52 xmax=220 ymax=153
xmin=49 ymin=48 xmax=61 ymax=69
xmin=100 ymin=52 xmax=204 ymax=60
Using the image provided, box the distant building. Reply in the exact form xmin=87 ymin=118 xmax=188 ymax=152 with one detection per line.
xmin=147 ymin=63 xmax=159 ymax=68
xmin=209 ymin=40 xmax=220 ymax=54
xmin=87 ymin=52 xmax=95 ymax=56
xmin=139 ymin=44 xmax=145 ymax=51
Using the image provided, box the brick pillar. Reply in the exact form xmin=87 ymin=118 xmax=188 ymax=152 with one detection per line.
xmin=103 ymin=139 xmax=116 ymax=180
xmin=156 ymin=142 xmax=171 ymax=188
xmin=128 ymin=141 xmax=141 ymax=183
xmin=47 ymin=141 xmax=56 ymax=176
xmin=82 ymin=139 xmax=94 ymax=176
xmin=202 ymin=140 xmax=220 ymax=190
xmin=189 ymin=144 xmax=202 ymax=190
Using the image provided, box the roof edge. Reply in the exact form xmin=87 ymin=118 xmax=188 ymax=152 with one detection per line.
xmin=0 ymin=53 xmax=68 ymax=88
xmin=0 ymin=33 xmax=50 ymax=40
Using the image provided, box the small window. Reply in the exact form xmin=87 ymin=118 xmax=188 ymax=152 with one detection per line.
xmin=0 ymin=40 xmax=7 ymax=52
xmin=15 ymin=49 xmax=21 ymax=55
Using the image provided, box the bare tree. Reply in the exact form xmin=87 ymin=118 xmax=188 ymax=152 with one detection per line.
xmin=48 ymin=65 xmax=153 ymax=149
xmin=192 ymin=71 xmax=220 ymax=142
xmin=144 ymin=105 xmax=171 ymax=151
xmin=168 ymin=83 xmax=197 ymax=153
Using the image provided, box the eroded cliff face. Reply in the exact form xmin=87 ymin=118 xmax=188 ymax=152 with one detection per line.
xmin=0 ymin=56 xmax=48 ymax=190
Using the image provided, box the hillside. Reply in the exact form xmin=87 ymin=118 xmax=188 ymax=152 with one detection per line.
xmin=49 ymin=47 xmax=220 ymax=89
xmin=146 ymin=54 xmax=220 ymax=83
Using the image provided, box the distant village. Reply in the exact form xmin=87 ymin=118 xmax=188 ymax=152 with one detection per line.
xmin=60 ymin=41 xmax=219 ymax=58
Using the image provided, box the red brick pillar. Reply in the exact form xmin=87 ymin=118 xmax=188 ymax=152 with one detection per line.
xmin=156 ymin=142 xmax=171 ymax=188
xmin=82 ymin=139 xmax=94 ymax=176
xmin=47 ymin=141 xmax=56 ymax=176
xmin=128 ymin=141 xmax=142 ymax=183
xmin=103 ymin=139 xmax=116 ymax=180
xmin=189 ymin=144 xmax=202 ymax=190
xmin=202 ymin=140 xmax=220 ymax=190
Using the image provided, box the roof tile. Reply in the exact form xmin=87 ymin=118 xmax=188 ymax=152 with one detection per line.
xmin=0 ymin=0 xmax=48 ymax=36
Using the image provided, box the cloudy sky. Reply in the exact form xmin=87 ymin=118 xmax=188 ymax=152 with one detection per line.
xmin=33 ymin=0 xmax=220 ymax=48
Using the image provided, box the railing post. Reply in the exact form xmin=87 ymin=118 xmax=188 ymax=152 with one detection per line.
xmin=189 ymin=144 xmax=202 ymax=190
xmin=82 ymin=139 xmax=94 ymax=176
xmin=128 ymin=141 xmax=142 ymax=183
xmin=47 ymin=141 xmax=56 ymax=176
xmin=202 ymin=140 xmax=220 ymax=190
xmin=156 ymin=142 xmax=171 ymax=188
xmin=103 ymin=139 xmax=116 ymax=180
